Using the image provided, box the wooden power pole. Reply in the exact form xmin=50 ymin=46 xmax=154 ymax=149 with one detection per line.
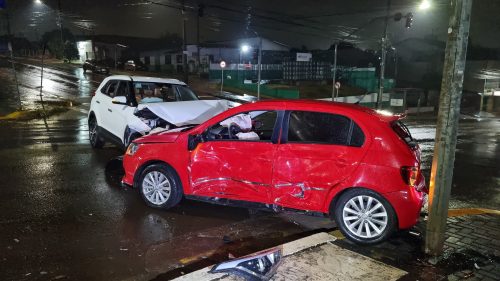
xmin=425 ymin=0 xmax=473 ymax=256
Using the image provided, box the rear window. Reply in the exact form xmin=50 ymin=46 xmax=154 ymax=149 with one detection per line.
xmin=391 ymin=120 xmax=417 ymax=148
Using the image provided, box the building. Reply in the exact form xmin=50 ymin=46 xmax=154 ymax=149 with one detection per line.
xmin=138 ymin=37 xmax=290 ymax=73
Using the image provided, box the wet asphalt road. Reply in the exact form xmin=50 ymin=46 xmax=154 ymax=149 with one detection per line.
xmin=0 ymin=59 xmax=499 ymax=280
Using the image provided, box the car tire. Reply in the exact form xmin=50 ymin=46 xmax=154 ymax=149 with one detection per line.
xmin=333 ymin=188 xmax=396 ymax=245
xmin=138 ymin=164 xmax=183 ymax=210
xmin=88 ymin=115 xmax=105 ymax=148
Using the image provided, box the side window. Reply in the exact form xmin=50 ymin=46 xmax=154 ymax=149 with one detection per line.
xmin=102 ymin=80 xmax=118 ymax=97
xmin=287 ymin=111 xmax=351 ymax=145
xmin=207 ymin=111 xmax=278 ymax=142
xmin=115 ymin=81 xmax=129 ymax=97
xmin=350 ymin=123 xmax=365 ymax=147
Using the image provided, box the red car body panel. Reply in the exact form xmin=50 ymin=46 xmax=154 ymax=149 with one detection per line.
xmin=122 ymin=100 xmax=426 ymax=230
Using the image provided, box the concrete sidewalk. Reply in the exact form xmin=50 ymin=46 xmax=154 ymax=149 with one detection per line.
xmin=172 ymin=233 xmax=407 ymax=281
xmin=333 ymin=212 xmax=500 ymax=281
xmin=162 ymin=212 xmax=500 ymax=281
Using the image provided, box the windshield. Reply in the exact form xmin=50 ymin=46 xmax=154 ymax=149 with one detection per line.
xmin=133 ymin=82 xmax=199 ymax=104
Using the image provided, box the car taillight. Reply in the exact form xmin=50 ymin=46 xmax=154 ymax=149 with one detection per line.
xmin=401 ymin=166 xmax=420 ymax=188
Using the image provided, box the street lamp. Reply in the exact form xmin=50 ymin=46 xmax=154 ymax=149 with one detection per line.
xmin=34 ymin=0 xmax=42 ymax=4
xmin=241 ymin=44 xmax=250 ymax=53
xmin=419 ymin=0 xmax=431 ymax=10
xmin=239 ymin=44 xmax=251 ymax=83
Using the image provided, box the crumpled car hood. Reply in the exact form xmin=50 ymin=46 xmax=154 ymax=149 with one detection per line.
xmin=137 ymin=100 xmax=230 ymax=127
xmin=135 ymin=131 xmax=181 ymax=144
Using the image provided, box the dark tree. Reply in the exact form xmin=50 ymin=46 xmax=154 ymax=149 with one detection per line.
xmin=41 ymin=28 xmax=79 ymax=61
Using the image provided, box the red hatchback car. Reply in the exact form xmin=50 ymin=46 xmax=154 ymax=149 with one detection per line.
xmin=122 ymin=100 xmax=426 ymax=244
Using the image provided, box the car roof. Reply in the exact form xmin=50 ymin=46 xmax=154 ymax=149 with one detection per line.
xmin=104 ymin=75 xmax=186 ymax=86
xmin=236 ymin=99 xmax=401 ymax=123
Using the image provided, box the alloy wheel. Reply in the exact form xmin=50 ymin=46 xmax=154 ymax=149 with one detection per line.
xmin=342 ymin=195 xmax=388 ymax=239
xmin=89 ymin=119 xmax=97 ymax=145
xmin=142 ymin=171 xmax=172 ymax=206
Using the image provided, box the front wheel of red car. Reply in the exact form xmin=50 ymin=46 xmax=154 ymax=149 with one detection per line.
xmin=333 ymin=188 xmax=397 ymax=245
xmin=138 ymin=164 xmax=183 ymax=209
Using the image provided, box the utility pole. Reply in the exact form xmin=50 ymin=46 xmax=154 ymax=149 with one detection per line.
xmin=197 ymin=4 xmax=204 ymax=74
xmin=377 ymin=0 xmax=391 ymax=109
xmin=182 ymin=4 xmax=188 ymax=84
xmin=331 ymin=43 xmax=338 ymax=101
xmin=425 ymin=0 xmax=473 ymax=256
xmin=257 ymin=37 xmax=262 ymax=100
xmin=57 ymin=0 xmax=63 ymax=42
xmin=4 ymin=2 xmax=22 ymax=110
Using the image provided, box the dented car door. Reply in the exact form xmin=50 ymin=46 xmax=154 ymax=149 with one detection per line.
xmin=272 ymin=110 xmax=367 ymax=212
xmin=189 ymin=110 xmax=282 ymax=203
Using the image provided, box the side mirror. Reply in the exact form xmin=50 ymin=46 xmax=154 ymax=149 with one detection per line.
xmin=188 ymin=134 xmax=203 ymax=151
xmin=111 ymin=96 xmax=128 ymax=105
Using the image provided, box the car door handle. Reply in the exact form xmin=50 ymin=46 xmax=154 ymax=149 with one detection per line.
xmin=96 ymin=100 xmax=100 ymax=104
xmin=107 ymin=108 xmax=112 ymax=113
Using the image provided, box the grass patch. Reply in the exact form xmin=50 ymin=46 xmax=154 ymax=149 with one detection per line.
xmin=34 ymin=99 xmax=81 ymax=107
xmin=0 ymin=99 xmax=78 ymax=121
xmin=0 ymin=107 xmax=69 ymax=121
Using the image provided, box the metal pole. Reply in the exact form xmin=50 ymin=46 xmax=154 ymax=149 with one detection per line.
xmin=238 ymin=51 xmax=241 ymax=83
xmin=4 ymin=4 xmax=22 ymax=110
xmin=196 ymin=12 xmax=199 ymax=73
xmin=257 ymin=37 xmax=262 ymax=100
xmin=332 ymin=43 xmax=338 ymax=101
xmin=425 ymin=0 xmax=473 ymax=256
xmin=394 ymin=48 xmax=398 ymax=85
xmin=377 ymin=0 xmax=391 ymax=109
xmin=182 ymin=4 xmax=188 ymax=83
xmin=57 ymin=0 xmax=64 ymax=59
xmin=220 ymin=68 xmax=224 ymax=94
xmin=114 ymin=45 xmax=117 ymax=70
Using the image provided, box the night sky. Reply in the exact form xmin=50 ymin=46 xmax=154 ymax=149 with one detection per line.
xmin=5 ymin=0 xmax=500 ymax=50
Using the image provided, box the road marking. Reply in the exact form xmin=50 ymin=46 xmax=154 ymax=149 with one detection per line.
xmin=448 ymin=208 xmax=500 ymax=217
xmin=328 ymin=230 xmax=345 ymax=240
xmin=179 ymin=250 xmax=217 ymax=265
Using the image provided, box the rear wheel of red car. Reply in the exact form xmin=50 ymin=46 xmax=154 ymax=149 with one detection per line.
xmin=333 ymin=188 xmax=396 ymax=244
xmin=138 ymin=164 xmax=182 ymax=209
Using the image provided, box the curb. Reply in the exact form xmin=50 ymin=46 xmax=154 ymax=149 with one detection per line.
xmin=448 ymin=208 xmax=500 ymax=217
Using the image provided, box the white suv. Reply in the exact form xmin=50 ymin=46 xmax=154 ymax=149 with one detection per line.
xmin=88 ymin=75 xmax=230 ymax=149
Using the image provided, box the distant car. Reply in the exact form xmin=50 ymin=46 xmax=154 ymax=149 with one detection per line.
xmin=123 ymin=60 xmax=135 ymax=71
xmin=122 ymin=100 xmax=427 ymax=245
xmin=83 ymin=60 xmax=110 ymax=75
xmin=123 ymin=60 xmax=146 ymax=71
xmin=87 ymin=75 xmax=231 ymax=149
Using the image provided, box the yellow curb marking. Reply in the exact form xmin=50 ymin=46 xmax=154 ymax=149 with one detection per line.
xmin=0 ymin=111 xmax=23 ymax=120
xmin=329 ymin=230 xmax=345 ymax=240
xmin=179 ymin=249 xmax=217 ymax=265
xmin=448 ymin=208 xmax=500 ymax=217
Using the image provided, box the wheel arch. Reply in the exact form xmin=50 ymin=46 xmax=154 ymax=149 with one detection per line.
xmin=133 ymin=160 xmax=181 ymax=189
xmin=327 ymin=186 xmax=399 ymax=229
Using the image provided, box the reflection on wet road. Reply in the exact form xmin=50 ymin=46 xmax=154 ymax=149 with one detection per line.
xmin=0 ymin=60 xmax=498 ymax=280
xmin=0 ymin=119 xmax=307 ymax=280
xmin=0 ymin=58 xmax=104 ymax=115
xmin=407 ymin=118 xmax=500 ymax=209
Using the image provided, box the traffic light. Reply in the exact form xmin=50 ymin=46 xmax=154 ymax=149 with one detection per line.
xmin=405 ymin=13 xmax=414 ymax=28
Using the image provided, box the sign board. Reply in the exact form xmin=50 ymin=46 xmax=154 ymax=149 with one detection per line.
xmin=220 ymin=61 xmax=226 ymax=68
xmin=296 ymin=52 xmax=312 ymax=62
xmin=335 ymin=82 xmax=341 ymax=89
xmin=390 ymin=98 xmax=404 ymax=106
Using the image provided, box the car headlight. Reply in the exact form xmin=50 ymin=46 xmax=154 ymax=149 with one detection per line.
xmin=210 ymin=247 xmax=282 ymax=280
xmin=126 ymin=143 xmax=140 ymax=156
